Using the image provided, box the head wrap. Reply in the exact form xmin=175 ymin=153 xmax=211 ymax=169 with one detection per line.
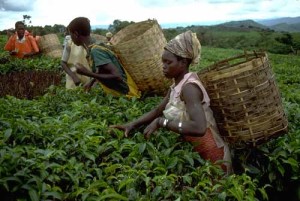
xmin=164 ymin=30 xmax=201 ymax=65
xmin=106 ymin=32 xmax=113 ymax=38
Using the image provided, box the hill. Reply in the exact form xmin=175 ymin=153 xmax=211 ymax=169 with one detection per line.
xmin=256 ymin=16 xmax=300 ymax=32
xmin=269 ymin=22 xmax=300 ymax=33
xmin=257 ymin=16 xmax=300 ymax=26
xmin=218 ymin=19 xmax=268 ymax=30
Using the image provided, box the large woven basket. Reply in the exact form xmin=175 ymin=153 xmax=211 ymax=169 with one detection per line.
xmin=198 ymin=51 xmax=288 ymax=147
xmin=110 ymin=19 xmax=171 ymax=95
xmin=91 ymin=33 xmax=107 ymax=43
xmin=38 ymin=34 xmax=62 ymax=58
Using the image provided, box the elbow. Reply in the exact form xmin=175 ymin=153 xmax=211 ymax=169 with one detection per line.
xmin=187 ymin=124 xmax=207 ymax=137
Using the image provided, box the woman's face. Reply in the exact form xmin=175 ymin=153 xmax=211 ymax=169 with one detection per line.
xmin=161 ymin=50 xmax=183 ymax=79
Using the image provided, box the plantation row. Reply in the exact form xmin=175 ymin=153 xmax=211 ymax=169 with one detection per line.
xmin=0 ymin=41 xmax=300 ymax=200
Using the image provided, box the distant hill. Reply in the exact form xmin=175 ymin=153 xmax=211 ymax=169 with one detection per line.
xmin=218 ymin=19 xmax=267 ymax=29
xmin=90 ymin=16 xmax=300 ymax=33
xmin=212 ymin=18 xmax=300 ymax=33
xmin=257 ymin=16 xmax=300 ymax=26
xmin=219 ymin=20 xmax=267 ymax=28
xmin=269 ymin=22 xmax=300 ymax=33
xmin=256 ymin=16 xmax=300 ymax=32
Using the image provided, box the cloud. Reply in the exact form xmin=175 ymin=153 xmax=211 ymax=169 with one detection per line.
xmin=0 ymin=0 xmax=299 ymax=30
xmin=139 ymin=0 xmax=197 ymax=7
xmin=0 ymin=0 xmax=36 ymax=11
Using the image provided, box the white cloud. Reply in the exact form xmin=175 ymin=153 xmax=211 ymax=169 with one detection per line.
xmin=0 ymin=0 xmax=299 ymax=30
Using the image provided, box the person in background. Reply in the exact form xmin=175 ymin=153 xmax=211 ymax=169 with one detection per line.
xmin=111 ymin=31 xmax=232 ymax=174
xmin=4 ymin=21 xmax=39 ymax=58
xmin=105 ymin=32 xmax=113 ymax=45
xmin=67 ymin=17 xmax=140 ymax=98
xmin=62 ymin=29 xmax=71 ymax=49
xmin=61 ymin=27 xmax=91 ymax=89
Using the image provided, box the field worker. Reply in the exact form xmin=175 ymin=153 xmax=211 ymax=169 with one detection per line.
xmin=67 ymin=17 xmax=140 ymax=98
xmin=4 ymin=21 xmax=39 ymax=58
xmin=111 ymin=31 xmax=232 ymax=174
xmin=61 ymin=27 xmax=91 ymax=89
xmin=105 ymin=32 xmax=113 ymax=45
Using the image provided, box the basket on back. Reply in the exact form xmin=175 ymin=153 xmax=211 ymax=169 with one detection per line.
xmin=38 ymin=34 xmax=62 ymax=58
xmin=91 ymin=33 xmax=107 ymax=43
xmin=110 ymin=19 xmax=171 ymax=95
xmin=198 ymin=51 xmax=288 ymax=147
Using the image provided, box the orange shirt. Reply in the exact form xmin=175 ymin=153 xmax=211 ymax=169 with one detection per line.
xmin=4 ymin=34 xmax=39 ymax=58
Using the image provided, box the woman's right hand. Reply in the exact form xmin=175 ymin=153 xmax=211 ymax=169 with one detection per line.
xmin=110 ymin=123 xmax=135 ymax=138
xmin=72 ymin=76 xmax=81 ymax=86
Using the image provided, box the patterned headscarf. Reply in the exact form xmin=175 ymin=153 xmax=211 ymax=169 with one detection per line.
xmin=165 ymin=30 xmax=201 ymax=65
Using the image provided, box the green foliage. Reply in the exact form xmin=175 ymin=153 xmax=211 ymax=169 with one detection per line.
xmin=0 ymin=85 xmax=267 ymax=200
xmin=163 ymin=26 xmax=300 ymax=55
xmin=0 ymin=36 xmax=300 ymax=200
xmin=108 ymin=20 xmax=135 ymax=34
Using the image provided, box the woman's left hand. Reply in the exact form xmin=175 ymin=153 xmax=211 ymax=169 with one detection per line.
xmin=75 ymin=63 xmax=90 ymax=75
xmin=143 ymin=118 xmax=161 ymax=139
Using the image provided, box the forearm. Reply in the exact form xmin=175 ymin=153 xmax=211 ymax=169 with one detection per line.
xmin=130 ymin=108 xmax=164 ymax=129
xmin=61 ymin=61 xmax=76 ymax=76
xmin=131 ymin=92 xmax=170 ymax=129
xmin=82 ymin=71 xmax=121 ymax=81
xmin=160 ymin=118 xmax=206 ymax=137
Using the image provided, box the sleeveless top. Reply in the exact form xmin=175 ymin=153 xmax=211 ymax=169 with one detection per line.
xmin=163 ymin=72 xmax=232 ymax=172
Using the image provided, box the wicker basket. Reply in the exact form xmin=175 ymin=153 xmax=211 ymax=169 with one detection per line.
xmin=110 ymin=19 xmax=171 ymax=95
xmin=91 ymin=33 xmax=107 ymax=43
xmin=198 ymin=51 xmax=288 ymax=147
xmin=38 ymin=34 xmax=62 ymax=58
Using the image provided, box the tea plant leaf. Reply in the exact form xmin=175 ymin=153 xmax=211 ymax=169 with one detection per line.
xmin=99 ymin=192 xmax=128 ymax=201
xmin=29 ymin=189 xmax=39 ymax=201
xmin=283 ymin=157 xmax=299 ymax=169
xmin=138 ymin=143 xmax=146 ymax=154
xmin=43 ymin=191 xmax=63 ymax=200
xmin=182 ymin=174 xmax=192 ymax=185
xmin=167 ymin=157 xmax=178 ymax=169
xmin=118 ymin=178 xmax=135 ymax=191
xmin=152 ymin=186 xmax=162 ymax=198
xmin=3 ymin=128 xmax=12 ymax=141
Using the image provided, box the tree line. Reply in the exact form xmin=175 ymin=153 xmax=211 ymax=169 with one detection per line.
xmin=1 ymin=17 xmax=299 ymax=55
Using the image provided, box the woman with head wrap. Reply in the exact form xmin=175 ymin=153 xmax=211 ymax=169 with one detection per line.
xmin=111 ymin=30 xmax=232 ymax=173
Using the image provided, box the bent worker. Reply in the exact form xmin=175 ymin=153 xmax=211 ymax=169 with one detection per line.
xmin=67 ymin=17 xmax=140 ymax=98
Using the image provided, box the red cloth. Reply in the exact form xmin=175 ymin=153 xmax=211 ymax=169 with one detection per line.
xmin=184 ymin=128 xmax=226 ymax=170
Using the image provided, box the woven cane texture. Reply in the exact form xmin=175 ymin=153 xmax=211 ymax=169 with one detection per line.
xmin=38 ymin=34 xmax=62 ymax=58
xmin=110 ymin=20 xmax=171 ymax=95
xmin=91 ymin=34 xmax=107 ymax=43
xmin=198 ymin=51 xmax=288 ymax=147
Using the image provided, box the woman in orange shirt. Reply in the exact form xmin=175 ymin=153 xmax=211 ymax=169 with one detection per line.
xmin=4 ymin=21 xmax=39 ymax=58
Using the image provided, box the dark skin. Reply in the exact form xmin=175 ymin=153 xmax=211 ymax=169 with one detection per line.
xmin=10 ymin=23 xmax=39 ymax=57
xmin=69 ymin=30 xmax=123 ymax=91
xmin=111 ymin=50 xmax=207 ymax=139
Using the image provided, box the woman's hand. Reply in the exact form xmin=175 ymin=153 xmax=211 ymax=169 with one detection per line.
xmin=73 ymin=76 xmax=81 ymax=86
xmin=143 ymin=118 xmax=161 ymax=139
xmin=110 ymin=123 xmax=135 ymax=138
xmin=75 ymin=63 xmax=90 ymax=75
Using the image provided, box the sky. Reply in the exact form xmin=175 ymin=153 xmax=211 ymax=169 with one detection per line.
xmin=0 ymin=0 xmax=300 ymax=30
